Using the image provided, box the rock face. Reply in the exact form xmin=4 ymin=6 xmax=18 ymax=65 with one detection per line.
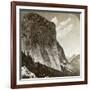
xmin=21 ymin=13 xmax=68 ymax=73
xmin=21 ymin=52 xmax=65 ymax=78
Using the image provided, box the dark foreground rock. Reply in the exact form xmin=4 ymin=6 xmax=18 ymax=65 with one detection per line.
xmin=21 ymin=52 xmax=77 ymax=78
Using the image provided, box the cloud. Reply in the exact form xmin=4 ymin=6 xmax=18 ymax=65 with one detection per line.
xmin=56 ymin=17 xmax=71 ymax=31
xmin=51 ymin=17 xmax=58 ymax=26
xmin=60 ymin=17 xmax=71 ymax=26
xmin=56 ymin=23 xmax=73 ymax=39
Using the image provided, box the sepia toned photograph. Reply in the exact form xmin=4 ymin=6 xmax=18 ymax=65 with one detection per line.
xmin=11 ymin=1 xmax=87 ymax=89
xmin=20 ymin=10 xmax=80 ymax=79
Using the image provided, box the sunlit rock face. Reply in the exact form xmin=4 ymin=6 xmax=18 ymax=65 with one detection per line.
xmin=21 ymin=13 xmax=67 ymax=71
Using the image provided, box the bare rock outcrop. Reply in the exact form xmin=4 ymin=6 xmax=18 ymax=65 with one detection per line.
xmin=21 ymin=13 xmax=68 ymax=76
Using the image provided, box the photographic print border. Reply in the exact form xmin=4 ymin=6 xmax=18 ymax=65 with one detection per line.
xmin=11 ymin=1 xmax=88 ymax=89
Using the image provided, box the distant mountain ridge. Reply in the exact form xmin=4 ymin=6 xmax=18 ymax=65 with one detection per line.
xmin=68 ymin=54 xmax=80 ymax=75
xmin=70 ymin=54 xmax=80 ymax=62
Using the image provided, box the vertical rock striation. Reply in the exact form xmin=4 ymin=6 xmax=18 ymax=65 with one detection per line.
xmin=21 ymin=13 xmax=68 ymax=72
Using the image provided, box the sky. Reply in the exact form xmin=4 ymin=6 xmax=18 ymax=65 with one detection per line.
xmin=20 ymin=10 xmax=80 ymax=57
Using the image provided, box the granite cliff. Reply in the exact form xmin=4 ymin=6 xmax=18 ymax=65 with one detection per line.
xmin=20 ymin=13 xmax=72 ymax=78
